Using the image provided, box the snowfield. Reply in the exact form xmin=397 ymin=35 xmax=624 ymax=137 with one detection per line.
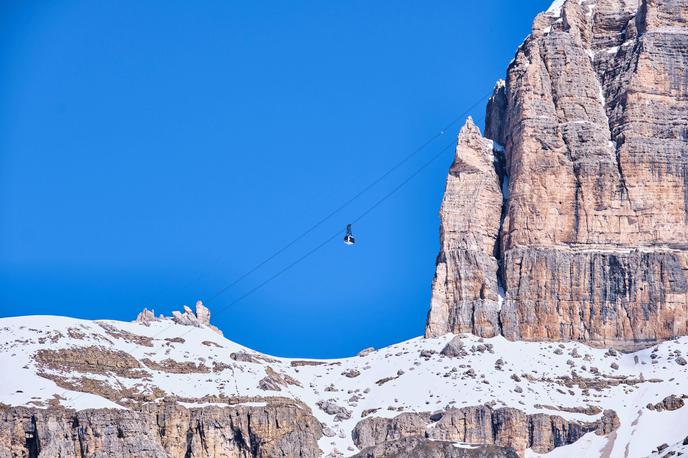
xmin=1 ymin=314 xmax=687 ymax=457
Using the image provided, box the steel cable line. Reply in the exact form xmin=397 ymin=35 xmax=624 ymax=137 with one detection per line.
xmin=59 ymin=138 xmax=456 ymax=403
xmin=203 ymin=92 xmax=491 ymax=303
xmin=59 ymin=89 xmax=491 ymax=403
xmin=175 ymin=140 xmax=456 ymax=339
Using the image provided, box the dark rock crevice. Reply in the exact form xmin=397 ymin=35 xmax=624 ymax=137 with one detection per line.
xmin=24 ymin=415 xmax=40 ymax=458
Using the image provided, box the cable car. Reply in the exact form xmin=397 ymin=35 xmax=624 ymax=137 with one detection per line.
xmin=344 ymin=224 xmax=355 ymax=245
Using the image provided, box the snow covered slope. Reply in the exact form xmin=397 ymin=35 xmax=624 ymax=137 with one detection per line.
xmin=1 ymin=314 xmax=687 ymax=457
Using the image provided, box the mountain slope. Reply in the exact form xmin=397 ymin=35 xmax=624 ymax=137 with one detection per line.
xmin=1 ymin=310 xmax=687 ymax=457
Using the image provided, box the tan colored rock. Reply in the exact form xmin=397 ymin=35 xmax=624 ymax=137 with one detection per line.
xmin=195 ymin=300 xmax=210 ymax=325
xmin=425 ymin=117 xmax=505 ymax=338
xmin=426 ymin=0 xmax=688 ymax=350
xmin=140 ymin=357 xmax=210 ymax=374
xmin=352 ymin=405 xmax=619 ymax=458
xmin=134 ymin=307 xmax=157 ymax=325
xmin=0 ymin=401 xmax=322 ymax=458
xmin=352 ymin=437 xmax=519 ymax=458
xmin=258 ymin=366 xmax=302 ymax=391
xmin=34 ymin=346 xmax=147 ymax=379
xmin=169 ymin=301 xmax=223 ymax=335
xmin=500 ymin=246 xmax=688 ymax=350
xmin=98 ymin=322 xmax=154 ymax=346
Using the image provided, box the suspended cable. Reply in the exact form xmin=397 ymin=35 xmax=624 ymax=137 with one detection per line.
xmin=201 ymin=140 xmax=456 ymax=322
xmin=61 ymin=91 xmax=491 ymax=404
xmin=205 ymin=92 xmax=491 ymax=303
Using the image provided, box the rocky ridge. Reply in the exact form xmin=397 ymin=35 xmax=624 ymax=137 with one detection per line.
xmin=136 ymin=300 xmax=223 ymax=336
xmin=1 ymin=312 xmax=687 ymax=457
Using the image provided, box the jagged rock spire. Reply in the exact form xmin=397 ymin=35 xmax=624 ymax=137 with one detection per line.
xmin=135 ymin=300 xmax=223 ymax=336
xmin=425 ymin=118 xmax=505 ymax=338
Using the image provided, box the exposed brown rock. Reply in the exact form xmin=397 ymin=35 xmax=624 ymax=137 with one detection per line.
xmin=97 ymin=323 xmax=154 ymax=347
xmin=258 ymin=366 xmax=302 ymax=391
xmin=352 ymin=405 xmax=620 ymax=458
xmin=0 ymin=400 xmax=322 ymax=457
xmin=353 ymin=437 xmax=519 ymax=458
xmin=36 ymin=373 xmax=165 ymax=406
xmin=34 ymin=346 xmax=148 ymax=379
xmin=647 ymin=394 xmax=686 ymax=411
xmin=66 ymin=327 xmax=87 ymax=339
xmin=533 ymin=404 xmax=602 ymax=415
xmin=426 ymin=0 xmax=688 ymax=350
xmin=231 ymin=351 xmax=278 ymax=364
xmin=140 ymin=357 xmax=210 ymax=374
xmin=426 ymin=117 xmax=505 ymax=338
xmin=134 ymin=308 xmax=158 ymax=325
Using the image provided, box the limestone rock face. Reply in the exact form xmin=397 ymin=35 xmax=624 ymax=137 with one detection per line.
xmin=500 ymin=246 xmax=688 ymax=350
xmin=352 ymin=406 xmax=619 ymax=458
xmin=353 ymin=437 xmax=519 ymax=458
xmin=134 ymin=308 xmax=158 ymax=325
xmin=195 ymin=300 xmax=211 ymax=325
xmin=0 ymin=401 xmax=322 ymax=458
xmin=426 ymin=0 xmax=688 ymax=350
xmin=426 ymin=118 xmax=505 ymax=338
xmin=159 ymin=300 xmax=224 ymax=336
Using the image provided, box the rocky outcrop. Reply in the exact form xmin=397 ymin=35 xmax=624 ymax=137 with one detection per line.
xmin=353 ymin=437 xmax=519 ymax=458
xmin=440 ymin=335 xmax=468 ymax=357
xmin=426 ymin=118 xmax=505 ymax=338
xmin=137 ymin=300 xmax=224 ymax=336
xmin=258 ymin=367 xmax=302 ymax=392
xmin=0 ymin=400 xmax=322 ymax=458
xmin=647 ymin=394 xmax=687 ymax=412
xmin=426 ymin=0 xmax=688 ymax=350
xmin=352 ymin=406 xmax=619 ymax=458
xmin=34 ymin=346 xmax=147 ymax=379
xmin=134 ymin=308 xmax=158 ymax=325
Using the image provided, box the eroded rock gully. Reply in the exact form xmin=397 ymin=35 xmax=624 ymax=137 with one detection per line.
xmin=426 ymin=0 xmax=688 ymax=350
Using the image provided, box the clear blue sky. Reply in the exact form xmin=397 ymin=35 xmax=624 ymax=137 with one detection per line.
xmin=1 ymin=0 xmax=551 ymax=357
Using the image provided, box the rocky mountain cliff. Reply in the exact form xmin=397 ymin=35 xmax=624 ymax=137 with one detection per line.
xmin=427 ymin=0 xmax=688 ymax=351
